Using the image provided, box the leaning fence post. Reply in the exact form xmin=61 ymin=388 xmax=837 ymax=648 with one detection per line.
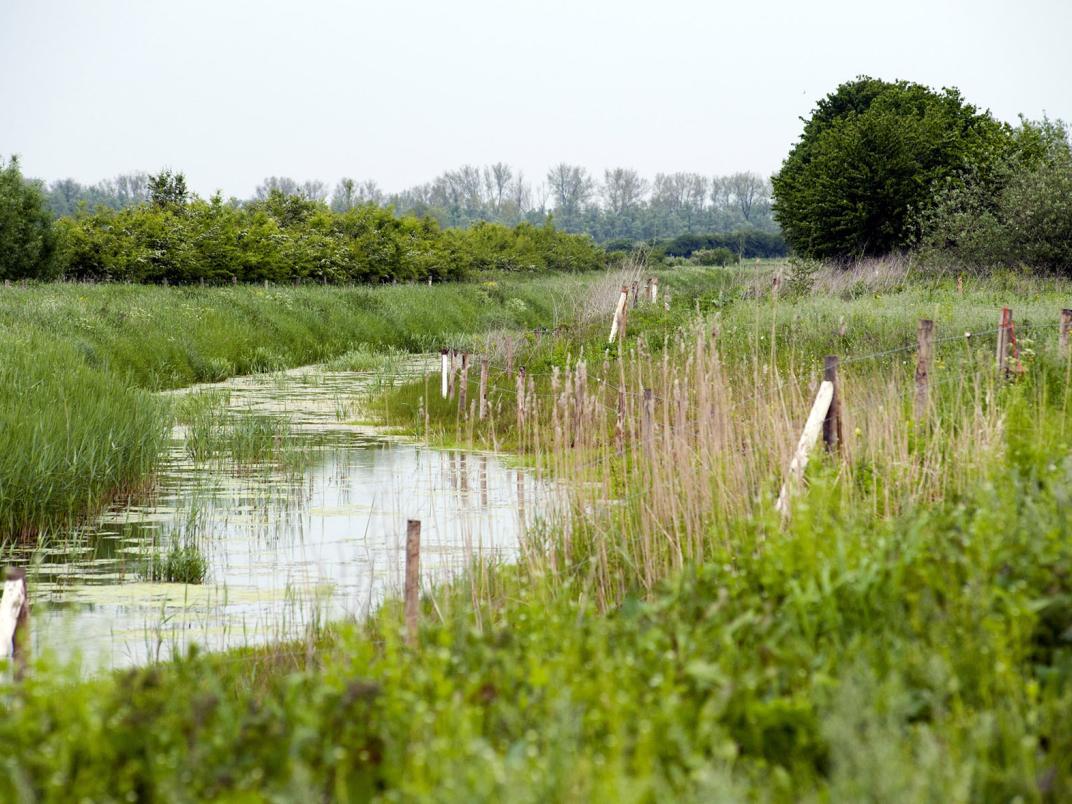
xmin=404 ymin=520 xmax=421 ymax=647
xmin=915 ymin=320 xmax=934 ymax=422
xmin=775 ymin=381 xmax=835 ymax=517
xmin=822 ymin=356 xmax=842 ymax=454
xmin=440 ymin=349 xmax=449 ymax=399
xmin=1061 ymin=309 xmax=1072 ymax=359
xmin=0 ymin=568 xmax=29 ymax=679
xmin=609 ymin=285 xmax=629 ymax=343
xmin=478 ymin=357 xmax=489 ymax=421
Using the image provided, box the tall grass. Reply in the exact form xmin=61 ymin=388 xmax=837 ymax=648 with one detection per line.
xmin=0 ymin=272 xmax=606 ymax=539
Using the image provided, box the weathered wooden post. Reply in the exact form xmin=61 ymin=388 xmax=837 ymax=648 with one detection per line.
xmin=650 ymin=276 xmax=659 ymax=304
xmin=608 ymin=285 xmax=629 ymax=343
xmin=915 ymin=319 xmax=934 ymax=422
xmin=997 ymin=307 xmax=1012 ymax=376
xmin=440 ymin=349 xmax=450 ymax=399
xmin=478 ymin=357 xmax=489 ymax=421
xmin=642 ymin=388 xmax=655 ymax=459
xmin=448 ymin=349 xmax=456 ymax=400
xmin=516 ymin=367 xmax=526 ymax=433
xmin=615 ymin=384 xmax=626 ymax=454
xmin=775 ymin=381 xmax=835 ymax=517
xmin=644 ymin=277 xmax=652 ymax=303
xmin=0 ymin=568 xmax=29 ymax=678
xmin=631 ymin=281 xmax=640 ymax=307
xmin=404 ymin=520 xmax=420 ymax=647
xmin=458 ymin=353 xmax=469 ymax=417
xmin=822 ymin=355 xmax=842 ymax=454
xmin=663 ymin=290 xmax=671 ymax=311
xmin=1060 ymin=309 xmax=1072 ymax=359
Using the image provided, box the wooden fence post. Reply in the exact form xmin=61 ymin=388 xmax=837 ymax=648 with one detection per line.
xmin=915 ymin=320 xmax=934 ymax=422
xmin=631 ymin=281 xmax=639 ymax=307
xmin=822 ymin=355 xmax=842 ymax=454
xmin=775 ymin=381 xmax=835 ymax=517
xmin=615 ymin=384 xmax=626 ymax=454
xmin=448 ymin=349 xmax=456 ymax=400
xmin=997 ymin=307 xmax=1011 ymax=376
xmin=440 ymin=349 xmax=449 ymax=399
xmin=641 ymin=388 xmax=655 ymax=458
xmin=458 ymin=353 xmax=469 ymax=417
xmin=650 ymin=276 xmax=659 ymax=304
xmin=404 ymin=520 xmax=420 ymax=647
xmin=1061 ymin=309 xmax=1072 ymax=359
xmin=516 ymin=367 xmax=526 ymax=433
xmin=0 ymin=568 xmax=29 ymax=678
xmin=609 ymin=285 xmax=629 ymax=343
xmin=478 ymin=357 xmax=489 ymax=421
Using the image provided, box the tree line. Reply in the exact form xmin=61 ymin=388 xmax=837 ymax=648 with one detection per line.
xmin=0 ymin=165 xmax=605 ymax=283
xmin=33 ymin=165 xmax=779 ymax=246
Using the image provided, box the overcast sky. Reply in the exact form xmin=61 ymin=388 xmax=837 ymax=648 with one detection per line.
xmin=2 ymin=0 xmax=1070 ymax=198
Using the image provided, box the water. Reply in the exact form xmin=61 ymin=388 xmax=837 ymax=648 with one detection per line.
xmin=17 ymin=363 xmax=545 ymax=670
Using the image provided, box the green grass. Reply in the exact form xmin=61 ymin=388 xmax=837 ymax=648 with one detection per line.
xmin=141 ymin=540 xmax=208 ymax=585
xmin=5 ymin=262 xmax=1072 ymax=799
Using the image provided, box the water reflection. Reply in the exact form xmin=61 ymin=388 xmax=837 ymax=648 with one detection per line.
xmin=18 ymin=367 xmax=544 ymax=670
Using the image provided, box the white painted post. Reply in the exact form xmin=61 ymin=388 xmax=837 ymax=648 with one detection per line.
xmin=775 ymin=380 xmax=834 ymax=517
xmin=608 ymin=285 xmax=629 ymax=343
xmin=440 ymin=349 xmax=449 ymax=399
xmin=0 ymin=568 xmax=29 ymax=676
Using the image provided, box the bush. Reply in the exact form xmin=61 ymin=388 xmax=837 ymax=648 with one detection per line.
xmin=772 ymin=77 xmax=1015 ymax=260
xmin=920 ymin=118 xmax=1072 ymax=273
xmin=692 ymin=247 xmax=737 ymax=266
xmin=0 ymin=156 xmax=58 ymax=279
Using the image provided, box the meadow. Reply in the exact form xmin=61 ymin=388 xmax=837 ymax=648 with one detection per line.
xmin=3 ymin=260 xmax=1072 ymax=800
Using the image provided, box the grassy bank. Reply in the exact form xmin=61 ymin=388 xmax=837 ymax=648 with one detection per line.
xmin=0 ymin=273 xmax=605 ymax=539
xmin=4 ymin=262 xmax=1072 ymax=799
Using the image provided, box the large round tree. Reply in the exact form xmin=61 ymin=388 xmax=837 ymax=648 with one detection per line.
xmin=771 ymin=77 xmax=1012 ymax=260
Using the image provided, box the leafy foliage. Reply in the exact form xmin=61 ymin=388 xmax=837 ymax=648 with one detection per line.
xmin=53 ymin=188 xmax=605 ymax=284
xmin=0 ymin=156 xmax=58 ymax=280
xmin=772 ymin=77 xmax=1015 ymax=260
xmin=920 ymin=117 xmax=1072 ymax=273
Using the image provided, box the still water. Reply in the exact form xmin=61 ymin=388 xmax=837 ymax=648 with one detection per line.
xmin=18 ymin=364 xmax=545 ymax=670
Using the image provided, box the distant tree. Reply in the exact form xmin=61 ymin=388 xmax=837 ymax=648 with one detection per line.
xmin=725 ymin=172 xmax=769 ymax=224
xmin=114 ymin=172 xmax=150 ymax=206
xmin=0 ymin=156 xmax=58 ymax=279
xmin=772 ymin=76 xmax=1014 ymax=259
xmin=484 ymin=163 xmax=513 ymax=209
xmin=602 ymin=168 xmax=648 ymax=216
xmin=254 ymin=176 xmax=300 ymax=200
xmin=148 ymin=169 xmax=190 ymax=209
xmin=546 ymin=163 xmax=594 ymax=229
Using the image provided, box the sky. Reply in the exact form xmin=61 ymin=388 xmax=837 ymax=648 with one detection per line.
xmin=2 ymin=0 xmax=1070 ymax=199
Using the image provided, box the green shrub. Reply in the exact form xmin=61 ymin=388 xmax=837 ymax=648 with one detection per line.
xmin=920 ymin=117 xmax=1072 ymax=273
xmin=692 ymin=247 xmax=737 ymax=266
